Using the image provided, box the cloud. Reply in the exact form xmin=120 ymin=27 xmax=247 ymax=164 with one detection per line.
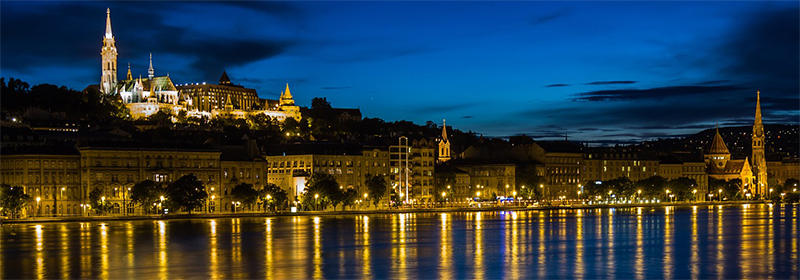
xmin=530 ymin=7 xmax=573 ymax=26
xmin=571 ymin=85 xmax=746 ymax=102
xmin=461 ymin=116 xmax=474 ymax=119
xmin=585 ymin=81 xmax=637 ymax=85
xmin=321 ymin=86 xmax=352 ymax=90
xmin=411 ymin=102 xmax=482 ymax=114
xmin=545 ymin=83 xmax=570 ymax=87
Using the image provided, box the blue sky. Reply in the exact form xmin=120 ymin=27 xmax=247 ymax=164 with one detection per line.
xmin=2 ymin=1 xmax=798 ymax=143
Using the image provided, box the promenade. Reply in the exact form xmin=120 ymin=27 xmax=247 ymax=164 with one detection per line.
xmin=1 ymin=200 xmax=774 ymax=224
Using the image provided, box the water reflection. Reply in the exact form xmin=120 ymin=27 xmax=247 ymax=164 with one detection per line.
xmin=1 ymin=204 xmax=796 ymax=279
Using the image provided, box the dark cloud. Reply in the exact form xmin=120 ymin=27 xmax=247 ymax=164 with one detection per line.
xmin=695 ymin=80 xmax=730 ymax=85
xmin=1 ymin=2 xmax=304 ymax=84
xmin=461 ymin=116 xmax=474 ymax=119
xmin=545 ymin=83 xmax=570 ymax=87
xmin=585 ymin=81 xmax=637 ymax=85
xmin=531 ymin=7 xmax=573 ymax=25
xmin=411 ymin=102 xmax=482 ymax=114
xmin=571 ymin=85 xmax=746 ymax=102
xmin=321 ymin=87 xmax=352 ymax=90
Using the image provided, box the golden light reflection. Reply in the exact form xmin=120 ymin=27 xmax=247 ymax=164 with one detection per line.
xmin=473 ymin=212 xmax=484 ymax=280
xmin=313 ymin=217 xmax=322 ymax=279
xmin=538 ymin=211 xmax=547 ymax=278
xmin=231 ymin=219 xmax=242 ymax=278
xmin=635 ymin=208 xmax=644 ymax=280
xmin=126 ymin=222 xmax=135 ymax=273
xmin=361 ymin=216 xmax=371 ymax=279
xmin=607 ymin=208 xmax=616 ymax=278
xmin=691 ymin=206 xmax=699 ymax=279
xmin=575 ymin=209 xmax=585 ymax=278
xmin=716 ymin=205 xmax=724 ymax=276
xmin=663 ymin=207 xmax=672 ymax=279
xmin=157 ymin=221 xmax=167 ymax=280
xmin=439 ymin=213 xmax=451 ymax=279
xmin=60 ymin=224 xmax=70 ymax=279
xmin=265 ymin=219 xmax=274 ymax=279
xmin=35 ymin=224 xmax=44 ymax=280
xmin=80 ymin=223 xmax=91 ymax=278
xmin=209 ymin=220 xmax=218 ymax=280
xmin=100 ymin=223 xmax=109 ymax=280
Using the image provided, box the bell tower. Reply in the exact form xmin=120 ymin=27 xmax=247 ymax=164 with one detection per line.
xmin=752 ymin=91 xmax=767 ymax=196
xmin=438 ymin=119 xmax=451 ymax=162
xmin=100 ymin=8 xmax=118 ymax=94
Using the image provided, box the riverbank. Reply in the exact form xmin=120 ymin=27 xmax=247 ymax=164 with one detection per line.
xmin=2 ymin=200 xmax=778 ymax=224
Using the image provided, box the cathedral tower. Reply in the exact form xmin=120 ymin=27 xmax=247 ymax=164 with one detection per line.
xmin=438 ymin=119 xmax=451 ymax=162
xmin=100 ymin=8 xmax=118 ymax=94
xmin=280 ymin=83 xmax=295 ymax=106
xmin=752 ymin=91 xmax=767 ymax=196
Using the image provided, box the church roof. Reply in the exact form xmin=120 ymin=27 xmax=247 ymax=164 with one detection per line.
xmin=708 ymin=126 xmax=730 ymax=155
xmin=708 ymin=159 xmax=749 ymax=175
xmin=117 ymin=76 xmax=177 ymax=92
xmin=219 ymin=71 xmax=232 ymax=85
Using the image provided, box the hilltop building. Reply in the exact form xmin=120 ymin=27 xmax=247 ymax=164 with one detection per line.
xmin=96 ymin=9 xmax=300 ymax=121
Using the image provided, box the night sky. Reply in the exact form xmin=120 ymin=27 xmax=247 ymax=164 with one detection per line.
xmin=2 ymin=1 xmax=798 ymax=143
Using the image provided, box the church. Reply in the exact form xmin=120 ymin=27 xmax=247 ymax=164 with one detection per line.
xmin=98 ymin=9 xmax=300 ymax=121
xmin=705 ymin=91 xmax=768 ymax=197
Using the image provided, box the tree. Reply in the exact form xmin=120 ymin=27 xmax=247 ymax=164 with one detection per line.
xmin=89 ymin=187 xmax=111 ymax=214
xmin=515 ymin=165 xmax=544 ymax=199
xmin=365 ymin=174 xmax=388 ymax=208
xmin=636 ymin=176 xmax=668 ymax=198
xmin=311 ymin=97 xmax=332 ymax=110
xmin=232 ymin=183 xmax=259 ymax=210
xmin=260 ymin=183 xmax=288 ymax=212
xmin=130 ymin=180 xmax=162 ymax=213
xmin=165 ymin=174 xmax=207 ymax=214
xmin=434 ymin=172 xmax=456 ymax=203
xmin=722 ymin=179 xmax=742 ymax=200
xmin=667 ymin=177 xmax=697 ymax=201
xmin=303 ymin=173 xmax=341 ymax=211
xmin=0 ymin=184 xmax=30 ymax=219
xmin=341 ymin=188 xmax=359 ymax=210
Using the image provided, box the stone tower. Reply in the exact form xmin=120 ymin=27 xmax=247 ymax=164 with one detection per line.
xmin=100 ymin=8 xmax=118 ymax=94
xmin=280 ymin=83 xmax=295 ymax=106
xmin=438 ymin=119 xmax=451 ymax=162
xmin=752 ymin=91 xmax=767 ymax=196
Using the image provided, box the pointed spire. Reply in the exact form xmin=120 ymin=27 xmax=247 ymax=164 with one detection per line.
xmin=441 ymin=119 xmax=448 ymax=142
xmin=105 ymin=8 xmax=113 ymax=39
xmin=219 ymin=71 xmax=232 ymax=85
xmin=280 ymin=83 xmax=295 ymax=106
xmin=148 ymin=53 xmax=154 ymax=80
xmin=126 ymin=63 xmax=132 ymax=80
xmin=755 ymin=90 xmax=762 ymax=125
xmin=710 ymin=124 xmax=730 ymax=155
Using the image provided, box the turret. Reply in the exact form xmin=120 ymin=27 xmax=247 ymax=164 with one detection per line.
xmin=100 ymin=8 xmax=118 ymax=94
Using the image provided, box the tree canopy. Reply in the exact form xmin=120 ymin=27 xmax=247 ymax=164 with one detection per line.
xmin=0 ymin=184 xmax=30 ymax=218
xmin=165 ymin=174 xmax=208 ymax=214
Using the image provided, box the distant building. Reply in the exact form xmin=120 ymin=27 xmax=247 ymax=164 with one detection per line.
xmin=437 ymin=119 xmax=451 ymax=163
xmin=705 ymin=126 xmax=754 ymax=187
xmin=751 ymin=91 xmax=768 ymax=195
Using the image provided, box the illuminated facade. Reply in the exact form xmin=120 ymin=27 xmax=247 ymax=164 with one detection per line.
xmin=266 ymin=149 xmax=389 ymax=203
xmin=438 ymin=119 xmax=451 ymax=163
xmin=0 ymin=147 xmax=81 ymax=217
xmin=98 ymin=9 xmax=300 ymax=121
xmin=705 ymin=126 xmax=754 ymax=187
xmin=751 ymin=91 xmax=768 ymax=195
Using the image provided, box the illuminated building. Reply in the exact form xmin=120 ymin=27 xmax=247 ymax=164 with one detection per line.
xmin=265 ymin=144 xmax=389 ymax=203
xmin=97 ymin=9 xmax=300 ymax=121
xmin=438 ymin=119 xmax=451 ymax=163
xmin=704 ymin=125 xmax=754 ymax=187
xmin=751 ymin=91 xmax=768 ymax=195
xmin=0 ymin=146 xmax=81 ymax=217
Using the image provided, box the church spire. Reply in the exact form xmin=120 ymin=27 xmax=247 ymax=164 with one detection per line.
xmin=100 ymin=8 xmax=118 ymax=94
xmin=105 ymin=8 xmax=113 ymax=39
xmin=148 ymin=53 xmax=154 ymax=80
xmin=441 ymin=119 xmax=448 ymax=142
xmin=709 ymin=124 xmax=729 ymax=155
xmin=755 ymin=90 xmax=762 ymax=125
xmin=126 ymin=63 xmax=132 ymax=80
xmin=280 ymin=83 xmax=295 ymax=106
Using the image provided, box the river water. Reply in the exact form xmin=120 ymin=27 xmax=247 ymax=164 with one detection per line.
xmin=1 ymin=204 xmax=797 ymax=279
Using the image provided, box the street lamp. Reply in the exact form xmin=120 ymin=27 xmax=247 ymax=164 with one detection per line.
xmin=314 ymin=193 xmax=319 ymax=211
xmin=36 ymin=197 xmax=41 ymax=217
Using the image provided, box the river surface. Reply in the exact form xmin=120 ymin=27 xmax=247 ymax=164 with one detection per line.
xmin=1 ymin=204 xmax=797 ymax=279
